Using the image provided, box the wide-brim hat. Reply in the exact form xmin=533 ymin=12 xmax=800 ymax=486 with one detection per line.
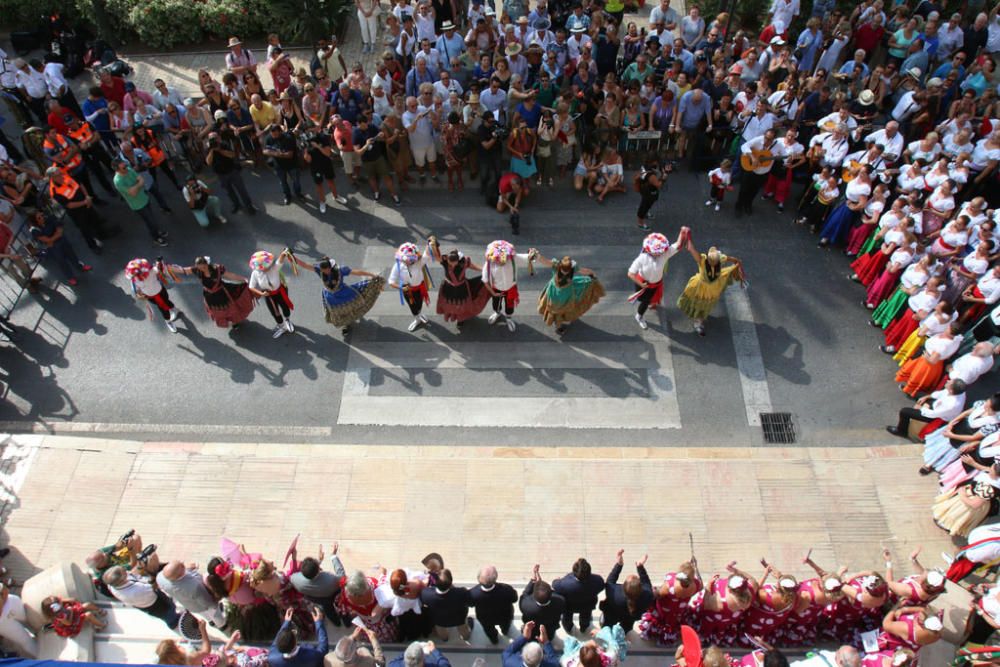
xmin=517 ymin=15 xmax=529 ymax=24
xmin=227 ymin=37 xmax=242 ymax=48
xmin=441 ymin=20 xmax=456 ymax=30
xmin=506 ymin=43 xmax=522 ymax=56
xmin=906 ymin=67 xmax=922 ymax=79
xmin=571 ymin=25 xmax=587 ymax=33
xmin=858 ymin=89 xmax=875 ymax=105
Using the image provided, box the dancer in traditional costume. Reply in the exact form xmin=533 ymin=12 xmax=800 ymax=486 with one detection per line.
xmin=691 ymin=563 xmax=758 ymax=647
xmin=638 ymin=560 xmax=702 ymax=646
xmin=389 ymin=239 xmax=436 ymax=332
xmin=895 ymin=324 xmax=962 ymax=397
xmin=173 ymin=257 xmax=254 ymax=330
xmin=533 ymin=251 xmax=605 ymax=335
xmin=431 ymin=244 xmax=491 ymax=328
xmin=248 ymin=249 xmax=296 ymax=339
xmin=737 ymin=560 xmax=798 ymax=647
xmin=820 ymin=573 xmax=890 ymax=644
xmin=677 ymin=238 xmax=746 ymax=336
xmin=772 ymin=554 xmax=847 ymax=647
xmin=627 ymin=228 xmax=689 ymax=331
xmin=289 ymin=253 xmax=383 ymax=336
xmin=125 ymin=258 xmax=182 ymax=333
xmin=482 ymin=240 xmax=537 ymax=333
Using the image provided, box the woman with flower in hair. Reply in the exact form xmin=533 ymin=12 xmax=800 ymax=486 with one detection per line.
xmin=691 ymin=562 xmax=758 ymax=646
xmin=638 ymin=559 xmax=702 ymax=646
xmin=861 ymin=647 xmax=916 ymax=667
xmin=533 ymin=250 xmax=605 ymax=336
xmin=172 ymin=257 xmax=254 ymax=330
xmin=772 ymin=553 xmax=848 ymax=646
xmin=288 ymin=253 xmax=383 ymax=336
xmin=875 ymin=605 xmax=944 ymax=653
xmin=562 ymin=623 xmax=629 ymax=667
xmin=41 ymin=595 xmax=106 ymax=637
xmin=204 ymin=553 xmax=281 ymax=642
xmin=431 ymin=244 xmax=491 ymax=329
xmin=677 ymin=236 xmax=745 ymax=337
xmin=248 ymin=559 xmax=314 ymax=638
xmin=389 ymin=238 xmax=437 ymax=332
xmin=820 ymin=569 xmax=891 ymax=644
xmin=738 ymin=559 xmax=799 ymax=646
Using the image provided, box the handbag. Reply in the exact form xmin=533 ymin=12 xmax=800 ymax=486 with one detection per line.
xmin=536 ymin=140 xmax=552 ymax=157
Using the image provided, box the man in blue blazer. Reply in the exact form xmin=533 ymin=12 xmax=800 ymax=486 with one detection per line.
xmin=501 ymin=621 xmax=559 ymax=667
xmin=268 ymin=606 xmax=329 ymax=667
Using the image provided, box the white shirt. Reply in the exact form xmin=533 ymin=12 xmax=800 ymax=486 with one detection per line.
xmin=43 ymin=62 xmax=68 ymax=97
xmin=741 ymin=134 xmax=780 ymax=174
xmin=897 ymin=168 xmax=926 ymax=193
xmin=482 ymin=252 xmax=532 ymax=291
xmin=939 ymin=23 xmax=964 ymax=59
xmin=111 ymin=574 xmax=158 ymax=608
xmin=131 ymin=271 xmax=165 ymax=298
xmin=920 ymin=311 xmax=957 ymax=337
xmin=0 ymin=48 xmax=15 ymax=88
xmin=891 ymin=90 xmax=920 ymax=123
xmin=628 ymin=245 xmax=681 ymax=283
xmin=907 ymin=139 xmax=941 ymax=164
xmin=708 ymin=167 xmax=731 ymax=186
xmin=769 ymin=0 xmax=800 ymax=29
xmin=979 ymin=272 xmax=1000 ymax=304
xmin=950 ymin=351 xmax=995 ymax=385
xmin=249 ymin=261 xmax=285 ymax=293
xmin=153 ymin=87 xmax=185 ymax=111
xmin=865 ymin=128 xmax=905 ymax=161
xmin=567 ymin=34 xmax=593 ymax=61
xmin=908 ymin=289 xmax=940 ymax=314
xmin=767 ymin=91 xmax=798 ymax=120
xmin=900 ymin=263 xmax=928 ymax=290
xmin=389 ymin=247 xmax=433 ymax=288
xmin=925 ymin=334 xmax=961 ymax=359
xmin=920 ymin=388 xmax=966 ymax=420
xmin=739 ymin=113 xmax=776 ymax=144
xmin=14 ymin=68 xmax=47 ymax=99
xmin=843 ymin=178 xmax=871 ymax=203
xmin=810 ymin=132 xmax=849 ymax=168
xmin=970 ymin=139 xmax=1000 ymax=171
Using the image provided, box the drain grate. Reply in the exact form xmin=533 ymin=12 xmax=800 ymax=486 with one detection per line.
xmin=761 ymin=412 xmax=796 ymax=444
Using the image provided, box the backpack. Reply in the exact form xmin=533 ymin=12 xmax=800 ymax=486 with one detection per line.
xmin=633 ymin=172 xmax=642 ymax=192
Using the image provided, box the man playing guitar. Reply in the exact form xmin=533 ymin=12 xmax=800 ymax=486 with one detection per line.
xmin=736 ymin=128 xmax=779 ymax=217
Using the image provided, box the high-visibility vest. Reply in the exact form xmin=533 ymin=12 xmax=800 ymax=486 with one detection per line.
xmin=49 ymin=174 xmax=82 ymax=202
xmin=43 ymin=134 xmax=82 ymax=171
xmin=68 ymin=122 xmax=96 ymax=148
xmin=133 ymin=134 xmax=166 ymax=167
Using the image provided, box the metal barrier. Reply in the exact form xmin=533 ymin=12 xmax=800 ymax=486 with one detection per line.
xmin=620 ymin=130 xmax=662 ymax=167
xmin=0 ymin=214 xmax=41 ymax=322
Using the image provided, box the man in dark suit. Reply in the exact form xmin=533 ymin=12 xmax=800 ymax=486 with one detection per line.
xmin=501 ymin=621 xmax=559 ymax=667
xmin=518 ymin=564 xmax=565 ymax=641
xmin=420 ymin=568 xmax=472 ymax=641
xmin=553 ymin=558 xmax=605 ymax=633
xmin=469 ymin=565 xmax=518 ymax=644
xmin=600 ymin=549 xmax=654 ymax=632
xmin=268 ymin=607 xmax=328 ymax=667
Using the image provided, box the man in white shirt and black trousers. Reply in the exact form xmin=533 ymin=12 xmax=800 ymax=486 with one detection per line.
xmin=736 ymin=128 xmax=779 ymax=217
xmin=887 ymin=378 xmax=966 ymax=439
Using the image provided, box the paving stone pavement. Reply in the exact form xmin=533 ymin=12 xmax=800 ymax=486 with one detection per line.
xmin=0 ymin=434 xmax=958 ymax=592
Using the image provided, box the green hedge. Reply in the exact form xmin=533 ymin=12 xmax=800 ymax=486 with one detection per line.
xmin=1 ymin=0 xmax=348 ymax=51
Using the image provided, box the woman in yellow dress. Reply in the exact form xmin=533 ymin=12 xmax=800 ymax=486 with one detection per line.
xmin=677 ymin=237 xmax=746 ymax=336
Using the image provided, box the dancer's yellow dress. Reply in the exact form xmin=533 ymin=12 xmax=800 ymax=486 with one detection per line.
xmin=677 ymin=254 xmax=742 ymax=321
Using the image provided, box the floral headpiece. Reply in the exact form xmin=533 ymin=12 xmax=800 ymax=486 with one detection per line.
xmin=642 ymin=233 xmax=669 ymax=256
xmin=249 ymin=250 xmax=275 ymax=271
xmin=125 ymin=258 xmax=152 ymax=281
xmin=485 ymin=240 xmax=515 ymax=264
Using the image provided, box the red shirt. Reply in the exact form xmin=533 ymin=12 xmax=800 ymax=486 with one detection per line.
xmin=333 ymin=122 xmax=355 ymax=151
xmin=47 ymin=107 xmax=77 ymax=134
xmin=499 ymin=173 xmax=520 ymax=194
xmin=854 ymin=24 xmax=885 ymax=55
xmin=100 ymin=76 xmax=127 ymax=106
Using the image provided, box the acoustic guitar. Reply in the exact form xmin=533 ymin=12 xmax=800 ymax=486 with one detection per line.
xmin=740 ymin=146 xmax=776 ymax=171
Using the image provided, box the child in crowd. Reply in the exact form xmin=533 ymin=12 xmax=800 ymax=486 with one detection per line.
xmin=706 ymin=159 xmax=732 ymax=212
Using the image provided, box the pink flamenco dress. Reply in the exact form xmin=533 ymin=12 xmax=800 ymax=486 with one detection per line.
xmin=738 ymin=584 xmax=795 ymax=647
xmin=875 ymin=611 xmax=921 ymax=653
xmin=638 ymin=573 xmax=703 ymax=646
xmin=820 ymin=577 xmax=887 ymax=646
xmin=691 ymin=578 xmax=747 ymax=647
xmin=771 ymin=580 xmax=825 ymax=646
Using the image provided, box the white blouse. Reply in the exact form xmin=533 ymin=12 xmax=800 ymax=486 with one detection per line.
xmin=923 ymin=333 xmax=961 ymax=359
xmin=844 ymin=179 xmax=871 ymax=203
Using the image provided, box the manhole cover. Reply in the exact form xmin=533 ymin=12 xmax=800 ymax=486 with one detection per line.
xmin=761 ymin=412 xmax=796 ymax=444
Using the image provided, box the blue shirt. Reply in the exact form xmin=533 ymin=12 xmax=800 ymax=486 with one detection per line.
xmin=329 ymin=89 xmax=365 ymax=124
xmin=677 ymin=90 xmax=711 ymax=129
xmin=436 ymin=33 xmax=466 ymax=62
xmin=515 ymin=102 xmax=542 ymax=129
xmin=81 ymin=97 xmax=111 ymax=132
xmin=389 ymin=649 xmax=451 ymax=667
xmin=838 ymin=60 xmax=870 ymax=78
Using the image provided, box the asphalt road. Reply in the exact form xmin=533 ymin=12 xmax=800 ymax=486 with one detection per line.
xmin=2 ymin=164 xmax=992 ymax=445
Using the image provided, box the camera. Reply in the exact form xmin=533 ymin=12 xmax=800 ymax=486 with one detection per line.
xmin=493 ymin=126 xmax=509 ymax=140
xmin=118 ymin=528 xmax=135 ymax=544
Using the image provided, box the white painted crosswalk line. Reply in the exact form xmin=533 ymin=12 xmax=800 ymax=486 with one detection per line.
xmin=724 ymin=288 xmax=773 ymax=426
xmin=336 ymin=337 xmax=681 ymax=429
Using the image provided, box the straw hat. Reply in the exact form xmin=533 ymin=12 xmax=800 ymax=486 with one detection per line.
xmin=858 ymin=89 xmax=875 ymax=106
xmin=227 ymin=36 xmax=242 ymax=48
xmin=505 ymin=43 xmax=522 ymax=56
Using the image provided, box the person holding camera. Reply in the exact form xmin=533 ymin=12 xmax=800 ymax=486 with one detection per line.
xmin=477 ymin=111 xmax=504 ymax=194
xmin=506 ymin=116 xmax=537 ymax=195
xmin=206 ymin=131 xmax=257 ymax=215
xmin=635 ymin=156 xmax=667 ymax=231
xmin=264 ymin=124 xmax=305 ymax=205
xmin=303 ymin=126 xmax=350 ymax=214
xmin=183 ymin=176 xmax=226 ymax=227
xmin=354 ymin=114 xmax=401 ymax=205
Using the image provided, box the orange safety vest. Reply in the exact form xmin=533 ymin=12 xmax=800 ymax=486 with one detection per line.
xmin=68 ymin=122 xmax=96 ymax=148
xmin=133 ymin=135 xmax=166 ymax=167
xmin=43 ymin=134 xmax=82 ymax=172
xmin=49 ymin=174 xmax=82 ymax=202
